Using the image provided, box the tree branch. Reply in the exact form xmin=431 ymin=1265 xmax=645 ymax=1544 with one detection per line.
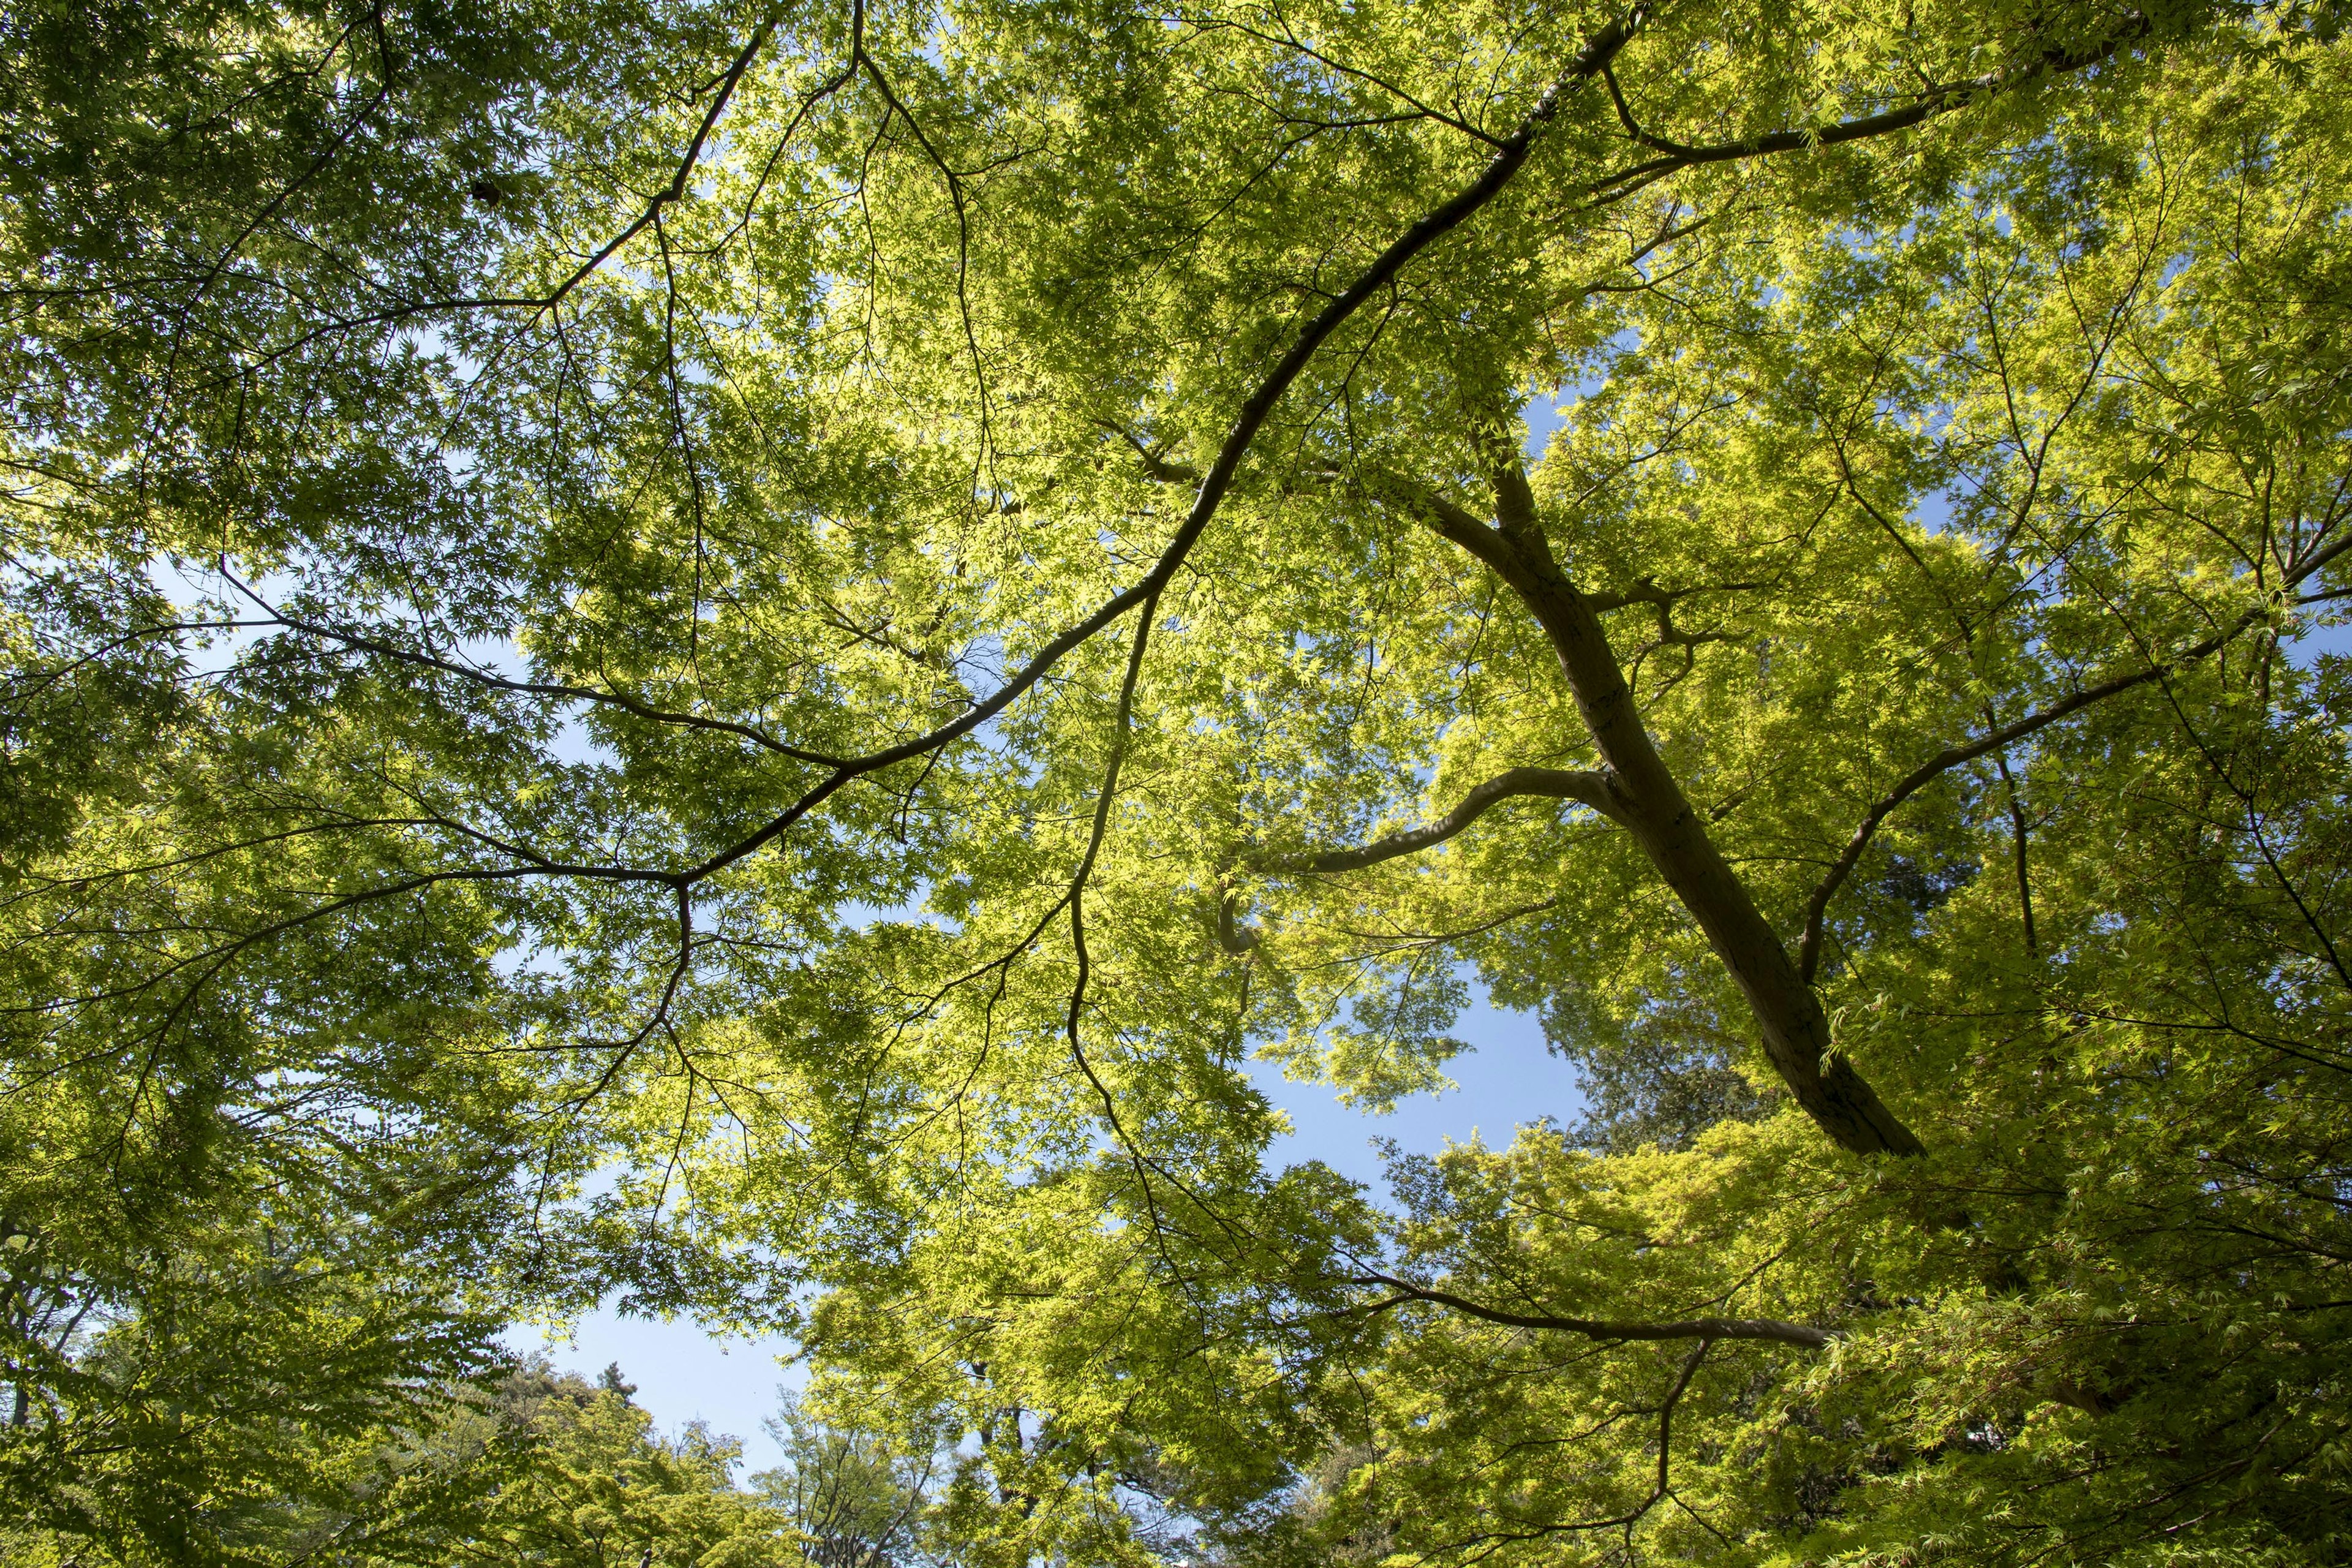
xmin=1581 ymin=19 xmax=2158 ymax=210
xmin=1253 ymin=766 xmax=1626 ymax=875
xmin=1387 ymin=461 xmax=1924 ymax=1156
xmin=62 ymin=12 xmax=1653 ymax=1094
xmin=1356 ymin=1273 xmax=1831 ymax=1347
xmin=219 ymin=568 xmax=845 ymax=766
xmin=665 ymin=10 xmax=1645 ymax=884
xmin=1795 ymin=524 xmax=2352 ymax=983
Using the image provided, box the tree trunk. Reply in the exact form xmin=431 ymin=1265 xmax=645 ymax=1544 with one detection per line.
xmin=1436 ymin=461 xmax=1924 ymax=1156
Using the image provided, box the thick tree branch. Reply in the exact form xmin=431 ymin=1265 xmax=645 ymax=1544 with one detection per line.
xmin=1357 ymin=1273 xmax=1831 ymax=1347
xmin=1583 ymin=19 xmax=2158 ymax=209
xmin=1392 ymin=460 xmax=1923 ymax=1155
xmin=1253 ymin=766 xmax=1627 ymax=874
xmin=66 ymin=12 xmax=1651 ymax=1074
xmin=1216 ymin=885 xmax=1260 ymax=954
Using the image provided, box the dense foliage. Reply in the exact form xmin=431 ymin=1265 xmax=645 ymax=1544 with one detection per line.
xmin=6 ymin=0 xmax=2352 ymax=1560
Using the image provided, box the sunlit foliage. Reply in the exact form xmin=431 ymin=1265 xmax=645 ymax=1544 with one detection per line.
xmin=6 ymin=0 xmax=2351 ymax=1561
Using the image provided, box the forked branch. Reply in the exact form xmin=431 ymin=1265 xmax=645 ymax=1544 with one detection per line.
xmin=219 ymin=570 xmax=842 ymax=765
xmin=1797 ymin=529 xmax=2352 ymax=982
xmin=643 ymin=12 xmax=1645 ymax=890
xmin=1386 ymin=461 xmax=1923 ymax=1156
xmin=75 ymin=12 xmax=1654 ymax=1129
xmin=1583 ymin=18 xmax=2160 ymax=209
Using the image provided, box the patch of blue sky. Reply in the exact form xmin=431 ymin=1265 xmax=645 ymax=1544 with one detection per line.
xmin=143 ymin=555 xmax=290 ymax=676
xmin=1520 ymin=326 xmax=1651 ymax=466
xmin=2284 ymin=616 xmax=2352 ymax=669
xmin=836 ymin=881 xmax=944 ymax=932
xmin=508 ymin=1302 xmax=805 ymax=1471
xmin=500 ymin=1154 xmax=805 ymax=1468
xmin=1252 ymin=974 xmax=1572 ymax=1191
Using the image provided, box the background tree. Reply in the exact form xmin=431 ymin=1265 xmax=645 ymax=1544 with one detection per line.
xmin=753 ymin=1391 xmax=937 ymax=1568
xmin=412 ymin=1367 xmax=794 ymax=1567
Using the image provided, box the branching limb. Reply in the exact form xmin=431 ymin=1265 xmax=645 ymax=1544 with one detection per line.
xmin=669 ymin=10 xmax=1645 ymax=883
xmin=1385 ymin=459 xmax=1923 ymax=1156
xmin=62 ymin=10 xmax=1652 ymax=1109
xmin=1589 ymin=576 xmax=1754 ymax=662
xmin=1066 ymin=592 xmax=1159 ymax=1070
xmin=227 ymin=0 xmax=848 ymax=375
xmin=1329 ymin=895 xmax=1563 ymax=958
xmin=1065 ymin=606 xmax=1270 ymax=1269
xmin=1400 ymin=1333 xmax=1720 ymax=1553
xmin=1253 ymin=767 xmax=1627 ymax=875
xmin=1216 ymin=884 xmax=1259 ymax=955
xmin=1795 ymin=524 xmax=2352 ymax=982
xmin=1584 ymin=576 xmax=1758 ymax=616
xmin=1063 ymin=597 xmax=1196 ymax=1267
xmin=1355 ymin=1272 xmax=1831 ymax=1348
xmin=1095 ymin=420 xmax=1200 ymax=484
xmin=218 ymin=567 xmax=843 ymax=765
xmin=468 ymin=3 xmax=789 ymax=318
xmin=1993 ymin=750 xmax=2039 ymax=959
xmin=170 ymin=7 xmax=395 ymax=368
xmin=1581 ymin=20 xmax=2158 ymax=210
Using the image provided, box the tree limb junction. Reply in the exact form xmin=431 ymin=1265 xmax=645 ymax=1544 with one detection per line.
xmin=1387 ymin=466 xmax=1923 ymax=1156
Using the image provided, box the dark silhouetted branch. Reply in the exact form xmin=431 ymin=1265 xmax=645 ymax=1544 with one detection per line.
xmin=1358 ymin=1273 xmax=1831 ymax=1347
xmin=1254 ymin=767 xmax=1627 ymax=875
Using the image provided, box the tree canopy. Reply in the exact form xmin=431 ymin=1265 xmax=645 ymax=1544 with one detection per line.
xmin=6 ymin=0 xmax=2352 ymax=1560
